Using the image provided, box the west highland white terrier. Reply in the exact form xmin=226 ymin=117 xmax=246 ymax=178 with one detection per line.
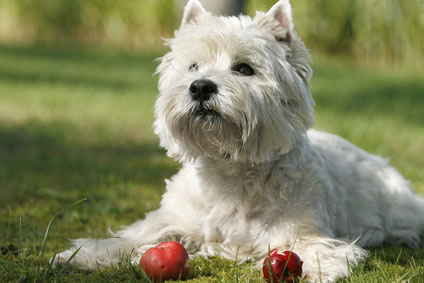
xmin=53 ymin=0 xmax=424 ymax=281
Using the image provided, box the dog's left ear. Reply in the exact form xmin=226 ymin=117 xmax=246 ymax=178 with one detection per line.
xmin=181 ymin=0 xmax=211 ymax=27
xmin=265 ymin=0 xmax=295 ymax=42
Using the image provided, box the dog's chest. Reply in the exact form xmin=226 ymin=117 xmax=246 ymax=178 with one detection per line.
xmin=199 ymin=161 xmax=270 ymax=201
xmin=194 ymin=161 xmax=300 ymax=238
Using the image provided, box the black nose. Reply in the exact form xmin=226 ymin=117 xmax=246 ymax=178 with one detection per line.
xmin=189 ymin=79 xmax=217 ymax=102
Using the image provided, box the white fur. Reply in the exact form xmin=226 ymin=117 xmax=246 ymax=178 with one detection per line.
xmin=52 ymin=1 xmax=424 ymax=281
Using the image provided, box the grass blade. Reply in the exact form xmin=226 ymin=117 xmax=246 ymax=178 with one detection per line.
xmin=396 ymin=270 xmax=412 ymax=282
xmin=5 ymin=207 xmax=11 ymax=243
xmin=139 ymin=265 xmax=153 ymax=283
xmin=375 ymin=261 xmax=391 ymax=283
xmin=58 ymin=244 xmax=84 ymax=274
xmin=41 ymin=198 xmax=87 ymax=257
xmin=394 ymin=248 xmax=403 ymax=265
xmin=0 ymin=258 xmax=20 ymax=267
xmin=19 ymin=217 xmax=22 ymax=257
xmin=48 ymin=252 xmax=57 ymax=272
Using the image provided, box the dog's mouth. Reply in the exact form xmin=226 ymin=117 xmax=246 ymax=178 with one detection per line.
xmin=196 ymin=108 xmax=219 ymax=117
xmin=193 ymin=104 xmax=220 ymax=118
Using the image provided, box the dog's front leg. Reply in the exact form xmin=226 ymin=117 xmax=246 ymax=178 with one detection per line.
xmin=51 ymin=207 xmax=200 ymax=271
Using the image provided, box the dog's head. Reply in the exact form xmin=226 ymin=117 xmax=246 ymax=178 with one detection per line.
xmin=154 ymin=0 xmax=314 ymax=164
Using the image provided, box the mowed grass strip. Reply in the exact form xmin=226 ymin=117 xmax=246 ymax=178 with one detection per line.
xmin=0 ymin=45 xmax=423 ymax=282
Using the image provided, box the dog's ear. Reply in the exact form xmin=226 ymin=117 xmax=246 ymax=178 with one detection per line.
xmin=265 ymin=0 xmax=295 ymax=42
xmin=181 ymin=0 xmax=211 ymax=27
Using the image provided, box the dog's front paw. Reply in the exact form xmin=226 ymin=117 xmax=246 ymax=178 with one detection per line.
xmin=49 ymin=250 xmax=74 ymax=270
xmin=293 ymin=237 xmax=368 ymax=282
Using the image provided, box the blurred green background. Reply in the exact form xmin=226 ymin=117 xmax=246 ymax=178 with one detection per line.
xmin=1 ymin=1 xmax=424 ymax=282
xmin=1 ymin=0 xmax=424 ymax=67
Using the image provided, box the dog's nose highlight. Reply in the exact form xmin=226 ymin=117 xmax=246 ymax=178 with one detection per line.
xmin=189 ymin=79 xmax=217 ymax=102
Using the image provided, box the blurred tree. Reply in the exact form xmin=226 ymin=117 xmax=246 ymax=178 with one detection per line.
xmin=8 ymin=0 xmax=177 ymax=48
xmin=16 ymin=0 xmax=84 ymax=41
xmin=174 ymin=0 xmax=245 ymax=16
xmin=0 ymin=0 xmax=423 ymax=67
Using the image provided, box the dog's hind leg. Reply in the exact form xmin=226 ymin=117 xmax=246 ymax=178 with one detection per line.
xmin=375 ymin=165 xmax=424 ymax=248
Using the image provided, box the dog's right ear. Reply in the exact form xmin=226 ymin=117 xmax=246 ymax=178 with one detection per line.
xmin=181 ymin=0 xmax=211 ymax=27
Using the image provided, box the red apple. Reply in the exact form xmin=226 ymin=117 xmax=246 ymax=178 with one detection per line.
xmin=262 ymin=249 xmax=303 ymax=283
xmin=139 ymin=241 xmax=190 ymax=282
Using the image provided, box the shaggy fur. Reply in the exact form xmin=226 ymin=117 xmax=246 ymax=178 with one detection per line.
xmin=52 ymin=1 xmax=424 ymax=281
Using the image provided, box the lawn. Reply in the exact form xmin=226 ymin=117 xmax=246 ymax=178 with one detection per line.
xmin=0 ymin=44 xmax=423 ymax=282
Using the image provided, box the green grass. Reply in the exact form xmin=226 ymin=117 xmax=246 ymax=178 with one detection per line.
xmin=0 ymin=44 xmax=423 ymax=282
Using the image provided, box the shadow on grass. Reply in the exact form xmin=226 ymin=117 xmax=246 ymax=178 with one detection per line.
xmin=0 ymin=44 xmax=161 ymax=92
xmin=0 ymin=120 xmax=178 ymax=205
xmin=0 ymin=69 xmax=139 ymax=91
xmin=312 ymin=67 xmax=424 ymax=127
xmin=0 ymin=44 xmax=161 ymax=68
xmin=0 ymin=44 xmax=170 ymax=238
xmin=370 ymin=245 xmax=424 ymax=266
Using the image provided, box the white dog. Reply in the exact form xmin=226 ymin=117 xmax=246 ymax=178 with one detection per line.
xmin=53 ymin=0 xmax=424 ymax=281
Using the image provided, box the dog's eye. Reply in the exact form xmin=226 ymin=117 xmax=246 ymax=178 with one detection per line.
xmin=189 ymin=63 xmax=199 ymax=72
xmin=233 ymin=63 xmax=254 ymax=76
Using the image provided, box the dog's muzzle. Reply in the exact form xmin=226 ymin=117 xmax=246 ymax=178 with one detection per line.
xmin=189 ymin=79 xmax=220 ymax=117
xmin=189 ymin=79 xmax=217 ymax=103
